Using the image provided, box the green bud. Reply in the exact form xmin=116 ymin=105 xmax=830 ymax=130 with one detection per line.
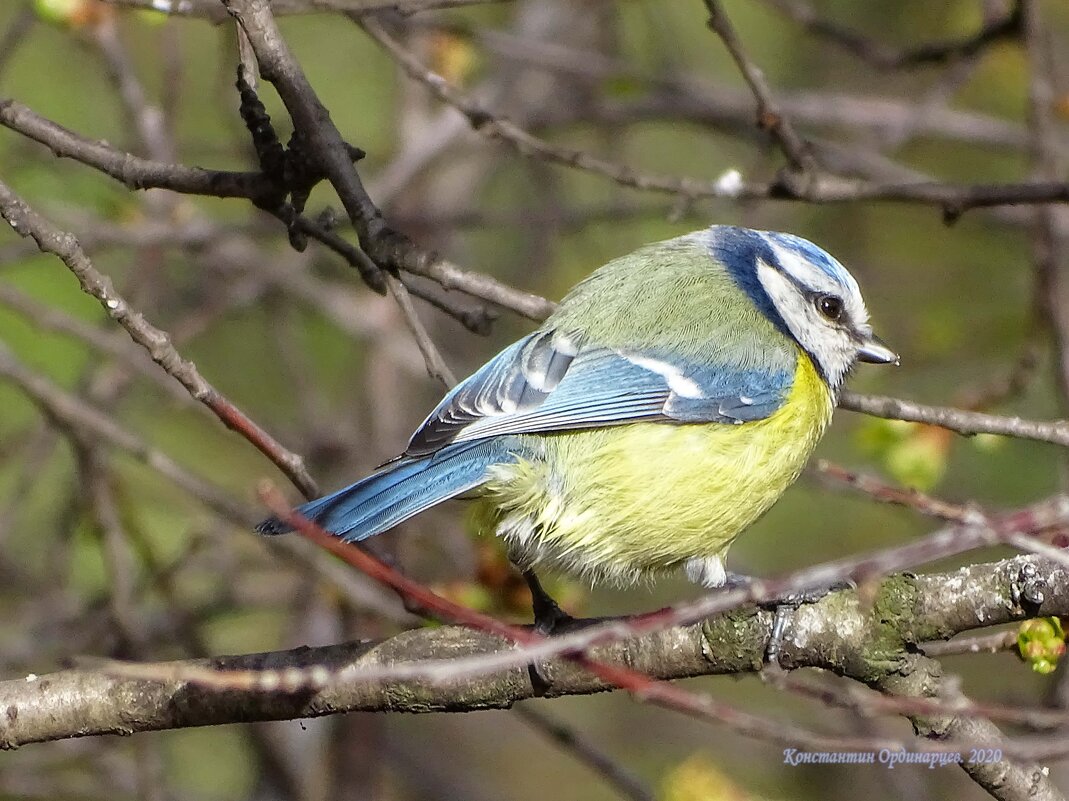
xmin=1017 ymin=617 xmax=1066 ymax=674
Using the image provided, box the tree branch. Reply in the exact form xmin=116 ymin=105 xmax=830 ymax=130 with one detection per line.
xmin=0 ymin=554 xmax=1065 ymax=755
xmin=703 ymin=0 xmax=815 ymax=172
xmin=840 ymin=390 xmax=1069 ymax=447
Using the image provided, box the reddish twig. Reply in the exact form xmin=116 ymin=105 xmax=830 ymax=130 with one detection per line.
xmin=259 ymin=484 xmax=974 ymax=753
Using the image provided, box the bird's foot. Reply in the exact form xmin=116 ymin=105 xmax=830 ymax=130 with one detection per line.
xmin=723 ymin=572 xmax=853 ymax=666
xmin=524 ymin=569 xmax=574 ymax=635
xmin=522 ymin=570 xmax=573 ymax=694
xmin=760 ymin=580 xmax=854 ymax=667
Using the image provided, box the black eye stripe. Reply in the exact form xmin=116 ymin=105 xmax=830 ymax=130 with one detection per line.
xmin=766 ymin=265 xmax=851 ymax=324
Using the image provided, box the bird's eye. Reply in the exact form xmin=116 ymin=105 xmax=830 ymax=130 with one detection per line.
xmin=816 ymin=294 xmax=844 ymax=321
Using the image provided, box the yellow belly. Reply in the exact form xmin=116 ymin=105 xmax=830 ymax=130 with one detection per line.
xmin=477 ymin=354 xmax=834 ymax=585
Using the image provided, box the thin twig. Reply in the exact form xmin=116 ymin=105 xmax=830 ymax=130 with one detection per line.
xmin=814 ymin=460 xmax=985 ymax=526
xmin=840 ymin=390 xmax=1069 ymax=447
xmin=761 ymin=0 xmax=1022 ymax=70
xmin=922 ymin=630 xmax=1018 ymax=657
xmin=702 ymin=0 xmax=815 ymax=172
xmin=513 ymin=706 xmax=657 ymax=801
xmin=0 ymin=342 xmax=256 ymax=524
xmin=100 ymin=0 xmax=513 ymax=23
xmin=353 ymin=13 xmax=1069 ymax=218
xmin=0 ymin=3 xmax=35 ymax=82
xmin=0 ymin=179 xmax=318 ymax=499
xmin=261 ymin=487 xmax=948 ymax=755
xmin=383 ymin=271 xmax=457 ymax=387
xmin=0 ymin=282 xmax=197 ymax=407
xmin=5 ymin=551 xmax=1069 ymax=777
xmin=1023 ymin=0 xmax=1069 ymax=414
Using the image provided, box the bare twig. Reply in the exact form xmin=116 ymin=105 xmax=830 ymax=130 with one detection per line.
xmin=1023 ymin=0 xmax=1069 ymax=412
xmin=0 ymin=3 xmax=35 ymax=82
xmin=922 ymin=630 xmax=1018 ymax=657
xmin=762 ymin=0 xmax=1022 ymax=70
xmin=0 ymin=282 xmax=196 ymax=406
xmin=90 ymin=16 xmax=175 ymax=163
xmin=100 ymin=0 xmax=513 ymax=23
xmin=0 ymin=342 xmax=256 ymax=524
xmin=702 ymin=0 xmax=815 ymax=172
xmin=383 ymin=271 xmax=457 ymax=387
xmin=814 ymin=460 xmax=985 ymax=526
xmin=260 ymin=486 xmax=927 ymax=756
xmin=514 ymin=706 xmax=657 ymax=801
xmin=840 ymin=390 xmax=1069 ymax=447
xmin=0 ymin=179 xmax=318 ymax=499
xmin=354 ymin=13 xmax=1069 ymax=217
xmin=416 ymin=18 xmax=1037 ymax=151
xmin=954 ymin=335 xmax=1044 ymax=411
xmin=2 ymin=553 xmax=1068 ymax=768
xmin=0 ymin=99 xmax=270 ymax=198
xmin=0 ymin=342 xmax=411 ymax=625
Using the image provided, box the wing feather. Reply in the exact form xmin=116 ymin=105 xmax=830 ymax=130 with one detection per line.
xmin=403 ymin=329 xmax=794 ymax=457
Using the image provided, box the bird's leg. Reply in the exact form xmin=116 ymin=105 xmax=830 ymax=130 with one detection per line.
xmin=723 ymin=572 xmax=853 ymax=666
xmin=523 ymin=569 xmax=573 ymax=635
xmin=518 ymin=568 xmax=574 ymax=696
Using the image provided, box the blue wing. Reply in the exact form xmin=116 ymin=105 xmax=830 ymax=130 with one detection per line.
xmin=404 ymin=329 xmax=795 ymax=457
xmin=258 ymin=438 xmax=529 ymax=541
xmin=259 ymin=330 xmax=795 ymax=541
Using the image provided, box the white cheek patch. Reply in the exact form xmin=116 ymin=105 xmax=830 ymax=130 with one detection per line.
xmin=624 ymin=354 xmax=705 ymax=399
xmin=756 ymin=260 xmax=855 ymax=388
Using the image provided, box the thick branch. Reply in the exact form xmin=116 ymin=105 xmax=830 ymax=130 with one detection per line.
xmin=1 ymin=555 xmax=1065 ymax=749
xmin=875 ymin=653 xmax=1060 ymax=801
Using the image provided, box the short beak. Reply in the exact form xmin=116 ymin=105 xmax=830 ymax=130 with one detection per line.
xmin=857 ymin=334 xmax=899 ymax=365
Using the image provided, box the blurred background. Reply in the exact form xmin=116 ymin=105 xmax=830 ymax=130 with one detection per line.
xmin=1 ymin=0 xmax=1068 ymax=798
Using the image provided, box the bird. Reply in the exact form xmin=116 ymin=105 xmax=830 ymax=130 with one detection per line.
xmin=259 ymin=225 xmax=897 ymax=634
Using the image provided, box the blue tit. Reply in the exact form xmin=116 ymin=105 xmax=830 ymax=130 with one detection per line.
xmin=259 ymin=225 xmax=896 ymax=598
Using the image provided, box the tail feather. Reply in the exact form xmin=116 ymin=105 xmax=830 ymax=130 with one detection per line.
xmin=256 ymin=439 xmax=523 ymax=541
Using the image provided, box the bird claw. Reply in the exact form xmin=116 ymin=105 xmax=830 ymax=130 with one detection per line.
xmin=761 ymin=580 xmax=854 ymax=666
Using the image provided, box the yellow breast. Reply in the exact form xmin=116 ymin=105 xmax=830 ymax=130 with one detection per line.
xmin=478 ymin=354 xmax=834 ymax=585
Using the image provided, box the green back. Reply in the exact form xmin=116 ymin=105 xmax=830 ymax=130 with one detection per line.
xmin=543 ymin=234 xmax=798 ymax=375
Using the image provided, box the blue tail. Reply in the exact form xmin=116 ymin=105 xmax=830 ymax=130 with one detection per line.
xmin=257 ymin=438 xmax=525 ymax=542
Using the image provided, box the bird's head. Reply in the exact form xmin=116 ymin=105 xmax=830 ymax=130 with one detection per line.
xmin=707 ymin=225 xmax=898 ymax=390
